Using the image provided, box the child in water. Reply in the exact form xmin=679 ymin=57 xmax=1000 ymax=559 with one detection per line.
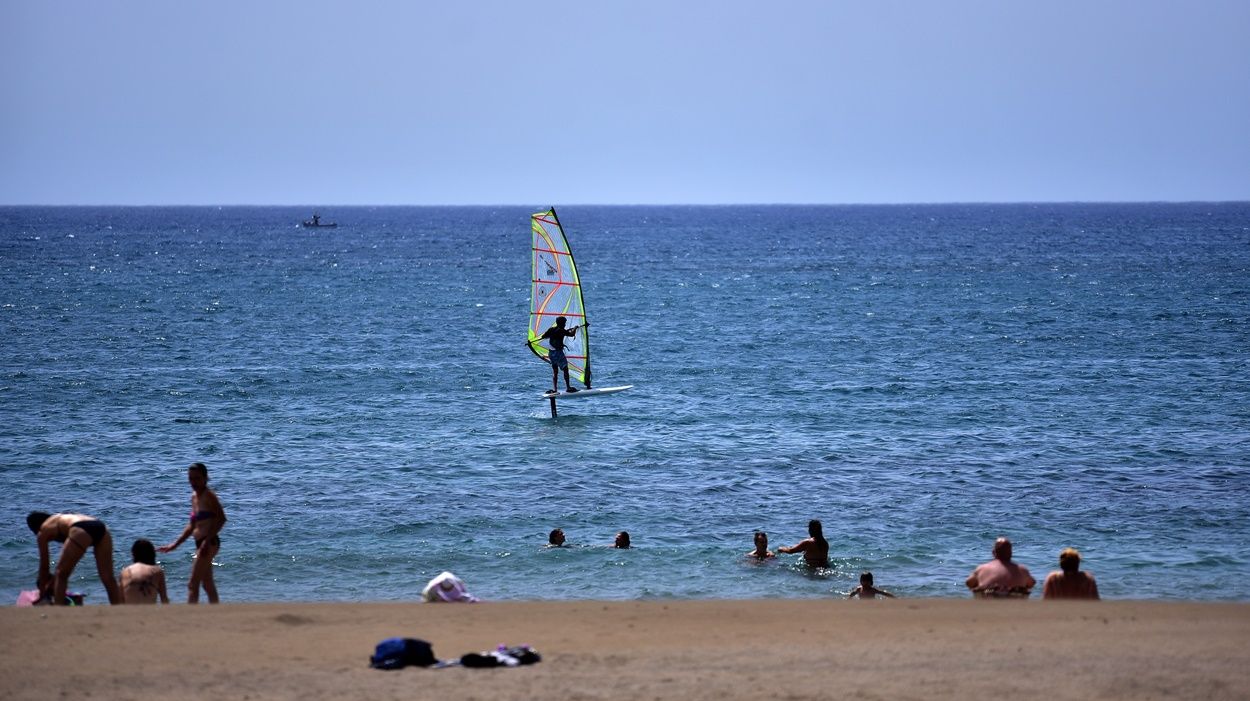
xmin=847 ymin=572 xmax=896 ymax=599
xmin=746 ymin=531 xmax=775 ymax=560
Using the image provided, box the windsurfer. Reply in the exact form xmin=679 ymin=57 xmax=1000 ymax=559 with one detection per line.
xmin=536 ymin=316 xmax=586 ymax=394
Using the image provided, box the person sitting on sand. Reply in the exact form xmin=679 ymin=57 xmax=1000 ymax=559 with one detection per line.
xmin=848 ymin=571 xmax=895 ymax=599
xmin=1042 ymin=547 xmax=1100 ymax=600
xmin=120 ymin=539 xmax=169 ymax=604
xmin=158 ymin=462 xmax=227 ymax=604
xmin=746 ymin=531 xmax=775 ymax=560
xmin=27 ymin=511 xmax=122 ymax=605
xmin=613 ymin=531 xmax=631 ymax=549
xmin=966 ymin=537 xmax=1036 ymax=598
xmin=777 ymin=519 xmax=830 ymax=568
xmin=548 ymin=528 xmax=567 ymax=547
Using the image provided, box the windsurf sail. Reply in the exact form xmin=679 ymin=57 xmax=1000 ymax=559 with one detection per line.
xmin=528 ymin=208 xmax=591 ymax=388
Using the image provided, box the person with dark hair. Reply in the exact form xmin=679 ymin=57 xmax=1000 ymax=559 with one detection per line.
xmin=965 ymin=537 xmax=1036 ymax=598
xmin=613 ymin=531 xmax=631 ymax=549
xmin=533 ymin=316 xmax=585 ymax=394
xmin=159 ymin=462 xmax=227 ymax=603
xmin=746 ymin=531 xmax=775 ymax=560
xmin=547 ymin=528 xmax=567 ymax=547
xmin=848 ymin=571 xmax=896 ymax=599
xmin=1042 ymin=547 xmax=1100 ymax=600
xmin=120 ymin=539 xmax=169 ymax=604
xmin=26 ymin=511 xmax=122 ymax=605
xmin=777 ymin=519 xmax=830 ymax=568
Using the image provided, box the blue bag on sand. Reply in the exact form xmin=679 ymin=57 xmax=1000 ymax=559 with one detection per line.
xmin=370 ymin=638 xmax=437 ymax=670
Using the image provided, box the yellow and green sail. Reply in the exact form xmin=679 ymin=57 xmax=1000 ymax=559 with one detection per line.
xmin=528 ymin=208 xmax=591 ymax=387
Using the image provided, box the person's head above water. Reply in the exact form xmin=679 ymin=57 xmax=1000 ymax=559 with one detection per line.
xmin=993 ymin=537 xmax=1013 ymax=562
xmin=860 ymin=571 xmax=874 ymax=586
xmin=26 ymin=511 xmax=51 ymax=534
xmin=808 ymin=519 xmax=825 ymax=542
xmin=132 ymin=539 xmax=157 ymax=565
xmin=754 ymin=531 xmax=768 ymax=548
xmin=614 ymin=531 xmax=631 ymax=548
xmin=549 ymin=528 xmax=565 ymax=546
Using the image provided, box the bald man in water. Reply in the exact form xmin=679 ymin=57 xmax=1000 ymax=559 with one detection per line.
xmin=965 ymin=537 xmax=1036 ymax=598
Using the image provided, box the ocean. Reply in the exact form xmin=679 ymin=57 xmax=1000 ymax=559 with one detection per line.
xmin=1 ymin=203 xmax=1247 ymax=603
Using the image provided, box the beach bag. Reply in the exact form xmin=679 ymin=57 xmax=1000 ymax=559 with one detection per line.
xmin=369 ymin=637 xmax=437 ymax=669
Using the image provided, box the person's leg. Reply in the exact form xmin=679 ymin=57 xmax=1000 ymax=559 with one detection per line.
xmin=550 ymin=363 xmax=559 ymax=391
xmin=563 ymin=366 xmax=574 ymax=390
xmin=201 ymin=540 xmax=220 ymax=604
xmin=92 ymin=532 xmax=122 ymax=604
xmin=53 ymin=531 xmax=89 ymax=605
xmin=188 ymin=539 xmax=218 ymax=604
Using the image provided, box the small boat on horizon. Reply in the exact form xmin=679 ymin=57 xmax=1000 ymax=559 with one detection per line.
xmin=301 ymin=213 xmax=338 ymax=228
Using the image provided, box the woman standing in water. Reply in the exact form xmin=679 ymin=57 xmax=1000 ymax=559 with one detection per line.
xmin=777 ymin=519 xmax=830 ymax=568
xmin=159 ymin=463 xmax=227 ymax=603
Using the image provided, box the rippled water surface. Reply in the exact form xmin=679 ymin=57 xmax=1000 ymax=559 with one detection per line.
xmin=1 ymin=204 xmax=1247 ymax=603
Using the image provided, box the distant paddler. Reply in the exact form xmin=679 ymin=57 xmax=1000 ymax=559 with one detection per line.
xmin=530 ymin=316 xmax=588 ymax=395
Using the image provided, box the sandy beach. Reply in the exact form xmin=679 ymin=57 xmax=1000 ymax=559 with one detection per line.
xmin=2 ymin=598 xmax=1247 ymax=701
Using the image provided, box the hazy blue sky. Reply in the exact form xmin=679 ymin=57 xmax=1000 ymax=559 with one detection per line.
xmin=2 ymin=1 xmax=1248 ymax=205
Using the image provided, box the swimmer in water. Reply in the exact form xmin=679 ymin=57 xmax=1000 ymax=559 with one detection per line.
xmin=847 ymin=571 xmax=895 ymax=599
xmin=548 ymin=528 xmax=567 ymax=547
xmin=747 ymin=531 xmax=775 ymax=560
xmin=777 ymin=519 xmax=830 ymax=568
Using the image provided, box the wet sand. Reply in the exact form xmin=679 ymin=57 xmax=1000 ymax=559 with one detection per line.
xmin=2 ymin=598 xmax=1248 ymax=701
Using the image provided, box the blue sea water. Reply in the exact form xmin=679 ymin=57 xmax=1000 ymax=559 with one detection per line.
xmin=1 ymin=203 xmax=1248 ymax=604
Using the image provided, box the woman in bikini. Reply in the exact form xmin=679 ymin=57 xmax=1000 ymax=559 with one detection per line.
xmin=159 ymin=462 xmax=227 ymax=603
xmin=27 ymin=511 xmax=122 ymax=605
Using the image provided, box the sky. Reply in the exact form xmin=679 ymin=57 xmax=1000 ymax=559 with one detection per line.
xmin=2 ymin=1 xmax=1248 ymax=205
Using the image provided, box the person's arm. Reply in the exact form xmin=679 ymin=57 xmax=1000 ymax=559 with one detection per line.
xmin=36 ymin=528 xmax=53 ymax=593
xmin=1042 ymin=573 xmax=1056 ymax=599
xmin=847 ymin=587 xmax=860 ymax=599
xmin=965 ymin=569 xmax=980 ymax=591
xmin=157 ymin=569 xmax=169 ymax=604
xmin=876 ymin=587 xmax=896 ymax=599
xmin=159 ymin=520 xmax=194 ymax=553
xmin=777 ymin=539 xmax=810 ymax=555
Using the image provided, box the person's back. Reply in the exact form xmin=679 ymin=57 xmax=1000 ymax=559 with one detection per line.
xmin=1042 ymin=548 xmax=1099 ymax=600
xmin=966 ymin=537 xmax=1035 ymax=598
xmin=120 ymin=539 xmax=168 ymax=604
xmin=121 ymin=562 xmax=167 ymax=604
xmin=778 ymin=519 xmax=829 ymax=568
xmin=969 ymin=559 xmax=1033 ymax=596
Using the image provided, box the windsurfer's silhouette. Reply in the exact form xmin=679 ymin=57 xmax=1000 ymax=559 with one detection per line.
xmin=532 ymin=316 xmax=586 ymax=394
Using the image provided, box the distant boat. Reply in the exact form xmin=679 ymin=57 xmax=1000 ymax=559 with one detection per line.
xmin=301 ymin=213 xmax=337 ymax=228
